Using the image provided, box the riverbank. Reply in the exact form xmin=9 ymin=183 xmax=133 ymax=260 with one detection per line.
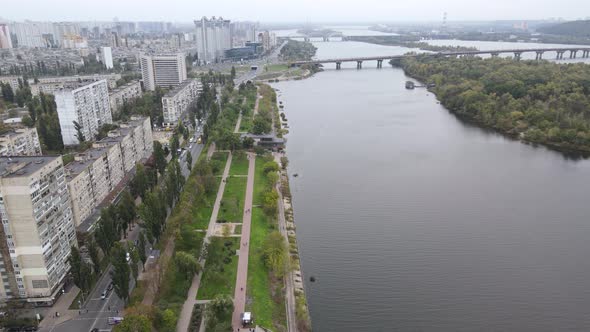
xmin=344 ymin=36 xmax=478 ymax=52
xmin=395 ymin=56 xmax=590 ymax=157
xmin=273 ymin=89 xmax=312 ymax=331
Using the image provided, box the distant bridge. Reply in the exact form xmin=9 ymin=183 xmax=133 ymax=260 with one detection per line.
xmin=288 ymin=47 xmax=590 ymax=69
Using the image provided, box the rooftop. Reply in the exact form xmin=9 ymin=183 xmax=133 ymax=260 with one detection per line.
xmin=53 ymin=79 xmax=107 ymax=94
xmin=109 ymin=81 xmax=140 ymax=94
xmin=0 ymin=156 xmax=60 ymax=178
xmin=65 ymin=147 xmax=109 ymax=177
xmin=163 ymin=79 xmax=198 ymax=98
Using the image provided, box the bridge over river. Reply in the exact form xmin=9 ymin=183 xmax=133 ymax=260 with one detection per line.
xmin=289 ymin=47 xmax=590 ymax=69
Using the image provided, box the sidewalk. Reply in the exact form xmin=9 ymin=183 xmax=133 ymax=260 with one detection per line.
xmin=274 ymin=153 xmax=298 ymax=332
xmin=38 ymin=286 xmax=80 ymax=330
xmin=176 ymin=153 xmax=233 ymax=332
xmin=231 ymin=153 xmax=256 ymax=330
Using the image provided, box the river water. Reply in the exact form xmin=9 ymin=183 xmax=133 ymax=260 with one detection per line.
xmin=272 ymin=39 xmax=590 ymax=331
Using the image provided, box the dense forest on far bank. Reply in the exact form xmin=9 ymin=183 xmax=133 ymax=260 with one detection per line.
xmin=345 ymin=36 xmax=478 ymax=52
xmin=394 ymin=56 xmax=590 ymax=153
xmin=538 ymin=20 xmax=590 ymax=38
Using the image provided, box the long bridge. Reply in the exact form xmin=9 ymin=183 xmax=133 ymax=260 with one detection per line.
xmin=289 ymin=47 xmax=590 ymax=69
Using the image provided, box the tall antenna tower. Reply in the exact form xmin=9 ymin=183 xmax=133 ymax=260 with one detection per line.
xmin=442 ymin=12 xmax=448 ymax=32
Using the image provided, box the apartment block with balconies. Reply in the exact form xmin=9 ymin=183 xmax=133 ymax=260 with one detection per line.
xmin=0 ymin=156 xmax=76 ymax=304
xmin=0 ymin=128 xmax=42 ymax=157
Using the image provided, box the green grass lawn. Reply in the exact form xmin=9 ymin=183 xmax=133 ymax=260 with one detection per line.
xmin=196 ymin=237 xmax=240 ymax=299
xmin=253 ymin=156 xmax=270 ymax=206
xmin=234 ymin=224 xmax=242 ymax=235
xmin=188 ymin=177 xmax=221 ymax=230
xmin=218 ymin=176 xmax=247 ymax=223
xmin=265 ymin=64 xmax=289 ymax=72
xmin=246 ymin=207 xmax=274 ymax=329
xmin=239 ymin=115 xmax=253 ymax=132
xmin=229 ymin=152 xmax=249 ymax=176
xmin=211 ymin=152 xmax=229 ymax=176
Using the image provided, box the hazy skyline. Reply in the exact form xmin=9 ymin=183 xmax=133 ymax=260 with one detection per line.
xmin=2 ymin=0 xmax=590 ymax=23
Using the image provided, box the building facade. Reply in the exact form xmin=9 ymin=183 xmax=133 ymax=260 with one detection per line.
xmin=65 ymin=117 xmax=153 ymax=227
xmin=140 ymin=53 xmax=187 ymax=91
xmin=161 ymin=79 xmax=201 ymax=125
xmin=29 ymin=74 xmax=121 ymax=96
xmin=10 ymin=21 xmax=55 ymax=48
xmin=0 ymin=24 xmax=12 ymax=49
xmin=194 ymin=17 xmax=232 ymax=64
xmin=0 ymin=128 xmax=42 ymax=157
xmin=108 ymin=81 xmax=142 ymax=116
xmin=0 ymin=156 xmax=77 ymax=303
xmin=101 ymin=47 xmax=113 ymax=69
xmin=55 ymin=80 xmax=113 ymax=145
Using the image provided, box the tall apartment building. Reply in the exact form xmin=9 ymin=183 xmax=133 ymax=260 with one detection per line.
xmin=194 ymin=17 xmax=232 ymax=64
xmin=0 ymin=24 xmax=12 ymax=49
xmin=140 ymin=53 xmax=187 ymax=91
xmin=230 ymin=22 xmax=257 ymax=47
xmin=108 ymin=81 xmax=142 ymax=116
xmin=66 ymin=143 xmax=123 ymax=227
xmin=258 ymin=31 xmax=277 ymax=52
xmin=53 ymin=22 xmax=80 ymax=48
xmin=0 ymin=128 xmax=42 ymax=156
xmin=10 ymin=21 xmax=54 ymax=48
xmin=101 ymin=47 xmax=113 ymax=69
xmin=55 ymin=80 xmax=113 ymax=145
xmin=161 ymin=79 xmax=201 ymax=125
xmin=60 ymin=35 xmax=88 ymax=49
xmin=0 ymin=156 xmax=77 ymax=303
xmin=66 ymin=117 xmax=153 ymax=227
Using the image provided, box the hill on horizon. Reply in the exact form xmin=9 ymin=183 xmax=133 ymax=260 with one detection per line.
xmin=537 ymin=20 xmax=590 ymax=38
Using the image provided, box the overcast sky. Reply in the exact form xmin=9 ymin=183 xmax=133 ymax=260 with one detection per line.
xmin=2 ymin=0 xmax=589 ymax=23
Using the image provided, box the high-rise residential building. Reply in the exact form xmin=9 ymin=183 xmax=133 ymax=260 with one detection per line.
xmin=66 ymin=117 xmax=153 ymax=228
xmin=53 ymin=22 xmax=80 ymax=48
xmin=230 ymin=21 xmax=257 ymax=47
xmin=194 ymin=17 xmax=232 ymax=64
xmin=101 ymin=46 xmax=114 ymax=69
xmin=161 ymin=79 xmax=202 ymax=125
xmin=109 ymin=81 xmax=142 ymax=116
xmin=258 ymin=31 xmax=277 ymax=53
xmin=0 ymin=128 xmax=42 ymax=156
xmin=0 ymin=156 xmax=77 ymax=303
xmin=0 ymin=24 xmax=12 ymax=49
xmin=55 ymin=80 xmax=112 ymax=145
xmin=10 ymin=21 xmax=54 ymax=48
xmin=140 ymin=53 xmax=187 ymax=91
xmin=60 ymin=35 xmax=88 ymax=49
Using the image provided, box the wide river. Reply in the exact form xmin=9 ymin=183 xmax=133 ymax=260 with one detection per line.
xmin=272 ymin=39 xmax=590 ymax=331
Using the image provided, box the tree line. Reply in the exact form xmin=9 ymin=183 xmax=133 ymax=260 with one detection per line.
xmin=1 ymin=81 xmax=64 ymax=151
xmin=395 ymin=56 xmax=590 ymax=153
xmin=279 ymin=40 xmax=318 ymax=61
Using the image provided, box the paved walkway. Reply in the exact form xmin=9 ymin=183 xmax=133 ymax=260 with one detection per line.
xmin=176 ymin=153 xmax=233 ymax=332
xmin=275 ymin=153 xmax=298 ymax=332
xmin=207 ymin=143 xmax=216 ymax=159
xmin=232 ymin=153 xmax=256 ymax=330
xmin=235 ymin=88 xmax=260 ymax=134
xmin=38 ymin=286 xmax=79 ymax=331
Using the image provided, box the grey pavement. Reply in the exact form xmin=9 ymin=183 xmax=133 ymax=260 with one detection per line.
xmin=231 ymin=153 xmax=255 ymax=330
xmin=275 ymin=153 xmax=298 ymax=332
